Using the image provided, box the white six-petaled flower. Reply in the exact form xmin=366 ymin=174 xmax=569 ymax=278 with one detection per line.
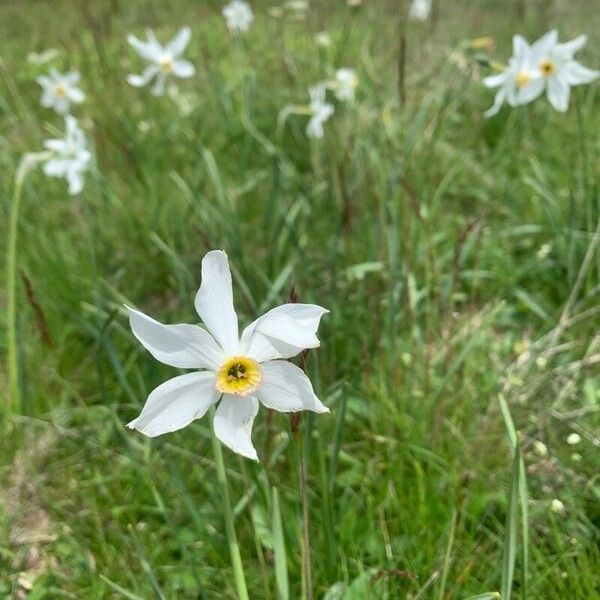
xmin=126 ymin=250 xmax=329 ymax=461
xmin=529 ymin=29 xmax=599 ymax=113
xmin=306 ymin=84 xmax=334 ymax=139
xmin=483 ymin=31 xmax=598 ymax=117
xmin=223 ymin=0 xmax=254 ymax=34
xmin=409 ymin=0 xmax=431 ymax=21
xmin=333 ymin=68 xmax=358 ymax=102
xmin=37 ymin=68 xmax=85 ymax=115
xmin=483 ymin=35 xmax=543 ymax=117
xmin=42 ymin=116 xmax=91 ymax=195
xmin=127 ymin=27 xmax=195 ymax=96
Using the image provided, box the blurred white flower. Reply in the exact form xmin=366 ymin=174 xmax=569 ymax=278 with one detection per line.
xmin=285 ymin=1 xmax=309 ymax=11
xmin=306 ymin=84 xmax=334 ymax=138
xmin=550 ymin=499 xmax=565 ymax=514
xmin=483 ymin=35 xmax=543 ymax=117
xmin=533 ymin=440 xmax=548 ymax=457
xmin=27 ymin=48 xmax=59 ymax=66
xmin=42 ymin=116 xmax=91 ymax=195
xmin=566 ymin=433 xmax=581 ymax=445
xmin=36 ymin=69 xmax=85 ymax=115
xmin=333 ymin=68 xmax=358 ymax=101
xmin=536 ymin=243 xmax=552 ymax=259
xmin=409 ymin=0 xmax=431 ymax=21
xmin=530 ymin=30 xmax=599 ymax=112
xmin=315 ymin=32 xmax=332 ymax=47
xmin=126 ymin=250 xmax=329 ymax=460
xmin=127 ymin=27 xmax=195 ymax=96
xmin=223 ymin=1 xmax=254 ymax=33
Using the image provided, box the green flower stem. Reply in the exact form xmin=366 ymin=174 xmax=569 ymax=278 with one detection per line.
xmin=211 ymin=426 xmax=250 ymax=600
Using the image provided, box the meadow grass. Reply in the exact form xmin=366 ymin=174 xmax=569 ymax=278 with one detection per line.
xmin=1 ymin=0 xmax=599 ymax=598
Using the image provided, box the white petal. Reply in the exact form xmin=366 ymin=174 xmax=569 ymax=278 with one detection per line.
xmin=484 ymin=87 xmax=508 ymax=118
xmin=43 ymin=138 xmax=67 ymax=152
xmin=128 ymin=33 xmax=160 ymax=62
xmin=563 ymin=61 xmax=599 ymax=86
xmin=40 ymin=90 xmax=55 ymax=107
xmin=166 ymin=27 xmax=192 ymax=57
xmin=555 ymin=35 xmax=587 ymax=61
xmin=65 ymin=115 xmax=79 ymax=137
xmin=54 ymin=97 xmax=70 ymax=115
xmin=547 ymin=76 xmax=570 ymax=112
xmin=67 ymin=168 xmax=84 ymax=195
xmin=531 ymin=29 xmax=558 ymax=59
xmin=128 ymin=371 xmax=219 ymax=437
xmin=37 ymin=75 xmax=52 ymax=89
xmin=43 ymin=158 xmax=69 ymax=177
xmin=127 ymin=65 xmax=159 ymax=88
xmin=194 ymin=251 xmax=239 ymax=355
xmin=127 ymin=306 xmax=225 ymax=370
xmin=214 ymin=394 xmax=259 ymax=460
xmin=68 ymin=87 xmax=86 ymax=103
xmin=512 ymin=35 xmax=530 ymax=59
xmin=515 ymin=77 xmax=544 ymax=104
xmin=306 ymin=116 xmax=324 ymax=138
xmin=240 ymin=303 xmax=328 ymax=362
xmin=482 ymin=72 xmax=508 ymax=89
xmin=74 ymin=149 xmax=92 ymax=168
xmin=151 ymin=72 xmax=166 ymax=96
xmin=65 ymin=71 xmax=81 ymax=86
xmin=172 ymin=59 xmax=195 ymax=78
xmin=256 ymin=360 xmax=329 ymax=414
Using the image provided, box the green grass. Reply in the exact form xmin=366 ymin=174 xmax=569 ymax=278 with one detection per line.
xmin=1 ymin=0 xmax=600 ymax=598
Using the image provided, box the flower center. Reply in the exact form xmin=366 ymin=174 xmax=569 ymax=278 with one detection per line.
xmin=515 ymin=71 xmax=531 ymax=88
xmin=159 ymin=56 xmax=173 ymax=73
xmin=54 ymin=83 xmax=67 ymax=98
xmin=216 ymin=356 xmax=262 ymax=396
xmin=539 ymin=59 xmax=555 ymax=77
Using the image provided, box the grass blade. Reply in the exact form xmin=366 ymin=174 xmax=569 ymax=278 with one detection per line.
xmin=500 ymin=439 xmax=520 ymax=600
xmin=272 ymin=487 xmax=289 ymax=600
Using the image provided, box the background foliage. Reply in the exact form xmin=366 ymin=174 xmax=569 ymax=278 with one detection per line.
xmin=1 ymin=0 xmax=599 ymax=598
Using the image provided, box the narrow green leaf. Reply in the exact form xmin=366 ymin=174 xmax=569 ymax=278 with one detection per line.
xmin=500 ymin=441 xmax=520 ymax=600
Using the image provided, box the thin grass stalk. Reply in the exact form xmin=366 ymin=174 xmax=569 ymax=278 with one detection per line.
xmin=6 ymin=154 xmax=46 ymax=414
xmin=211 ymin=423 xmax=250 ymax=600
xmin=300 ymin=433 xmax=313 ymax=600
xmin=289 ymin=284 xmax=314 ymax=600
xmin=397 ymin=0 xmax=407 ymax=106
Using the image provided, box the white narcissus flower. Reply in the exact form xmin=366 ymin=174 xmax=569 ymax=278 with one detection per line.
xmin=483 ymin=35 xmax=544 ymax=117
xmin=223 ymin=0 xmax=254 ymax=34
xmin=530 ymin=30 xmax=599 ymax=113
xmin=306 ymin=84 xmax=334 ymax=139
xmin=409 ymin=0 xmax=431 ymax=21
xmin=127 ymin=27 xmax=195 ymax=97
xmin=42 ymin=116 xmax=91 ymax=195
xmin=333 ymin=68 xmax=358 ymax=102
xmin=36 ymin=69 xmax=85 ymax=115
xmin=127 ymin=250 xmax=329 ymax=460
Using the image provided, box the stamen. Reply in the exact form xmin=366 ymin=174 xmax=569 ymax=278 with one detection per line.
xmin=216 ymin=356 xmax=262 ymax=396
xmin=539 ymin=59 xmax=555 ymax=77
xmin=515 ymin=71 xmax=530 ymax=88
xmin=159 ymin=57 xmax=173 ymax=73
